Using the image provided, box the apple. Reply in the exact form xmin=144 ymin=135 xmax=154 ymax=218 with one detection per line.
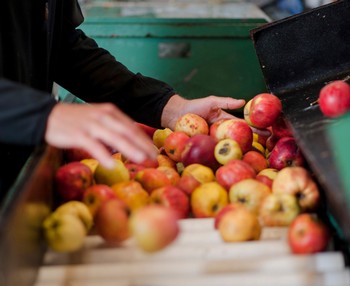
xmin=215 ymin=159 xmax=256 ymax=191
xmin=210 ymin=118 xmax=253 ymax=154
xmin=157 ymin=154 xmax=177 ymax=169
xmin=55 ymin=200 xmax=94 ymax=233
xmin=94 ymin=159 xmax=130 ymax=186
xmin=214 ymin=203 xmax=245 ymax=229
xmin=268 ymin=137 xmax=305 ymax=170
xmin=288 ymin=213 xmax=330 ymax=254
xmin=174 ymin=113 xmax=209 ymax=136
xmin=214 ymin=138 xmax=242 ymax=165
xmin=95 ymin=198 xmax=130 ymax=244
xmin=251 ymin=141 xmax=266 ymax=155
xmin=153 ymin=128 xmax=173 ymax=149
xmin=244 ymin=93 xmax=282 ymax=129
xmin=82 ymin=184 xmax=117 ymax=217
xmin=229 ymin=178 xmax=271 ymax=215
xmin=124 ymin=162 xmax=146 ymax=180
xmin=271 ymin=114 xmax=293 ymax=138
xmin=111 ymin=181 xmax=149 ymax=213
xmin=242 ymin=150 xmax=268 ymax=174
xmin=265 ymin=134 xmax=279 ymax=152
xmin=80 ymin=158 xmax=99 ymax=175
xmin=150 ymin=186 xmax=190 ymax=219
xmin=191 ymin=182 xmax=228 ymax=218
xmin=272 ymin=166 xmax=320 ymax=212
xmin=135 ymin=167 xmax=172 ymax=194
xmin=164 ymin=131 xmax=190 ymax=162
xmin=176 ymin=175 xmax=201 ymax=196
xmin=256 ymin=168 xmax=279 ymax=188
xmin=64 ymin=147 xmax=93 ymax=162
xmin=209 ymin=119 xmax=226 ymax=138
xmin=253 ymin=131 xmax=270 ymax=148
xmin=157 ymin=166 xmax=181 ymax=186
xmin=181 ymin=134 xmax=219 ymax=170
xmin=177 ymin=163 xmax=216 ymax=196
xmin=135 ymin=122 xmax=157 ymax=139
xmin=259 ymin=193 xmax=301 ymax=227
xmin=54 ymin=162 xmax=94 ymax=202
xmin=218 ymin=207 xmax=261 ymax=242
xmin=318 ymin=80 xmax=350 ymax=118
xmin=42 ymin=212 xmax=87 ymax=252
xmin=128 ymin=205 xmax=180 ymax=252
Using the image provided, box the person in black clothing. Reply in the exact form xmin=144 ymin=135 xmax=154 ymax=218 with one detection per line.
xmin=0 ymin=0 xmax=246 ymax=195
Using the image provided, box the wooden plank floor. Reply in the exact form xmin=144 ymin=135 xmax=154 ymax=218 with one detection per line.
xmin=35 ymin=218 xmax=350 ymax=286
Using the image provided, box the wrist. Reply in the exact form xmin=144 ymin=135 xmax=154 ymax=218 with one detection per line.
xmin=161 ymin=94 xmax=188 ymax=130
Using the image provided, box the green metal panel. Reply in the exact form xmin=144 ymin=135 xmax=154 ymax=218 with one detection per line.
xmin=77 ymin=17 xmax=268 ymax=101
xmin=327 ymin=112 xmax=350 ymax=207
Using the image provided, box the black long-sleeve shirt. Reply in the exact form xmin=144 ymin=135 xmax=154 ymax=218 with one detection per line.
xmin=0 ymin=0 xmax=176 ymax=194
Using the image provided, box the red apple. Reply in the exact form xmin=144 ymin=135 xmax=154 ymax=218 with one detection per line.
xmin=244 ymin=93 xmax=282 ymax=129
xmin=265 ymin=134 xmax=280 ymax=152
xmin=135 ymin=168 xmax=172 ymax=194
xmin=128 ymin=205 xmax=180 ymax=252
xmin=288 ymin=213 xmax=330 ymax=254
xmin=157 ymin=166 xmax=180 ymax=186
xmin=95 ymin=198 xmax=130 ymax=244
xmin=174 ymin=113 xmax=209 ymax=136
xmin=164 ymin=131 xmax=190 ymax=162
xmin=55 ymin=162 xmax=94 ymax=202
xmin=256 ymin=168 xmax=279 ymax=188
xmin=268 ymin=137 xmax=305 ymax=170
xmin=215 ymin=159 xmax=256 ymax=191
xmin=124 ymin=163 xmax=146 ymax=180
xmin=82 ymin=184 xmax=117 ymax=217
xmin=64 ymin=148 xmax=93 ymax=162
xmin=272 ymin=166 xmax=320 ymax=212
xmin=135 ymin=122 xmax=157 ymax=139
xmin=181 ymin=134 xmax=219 ymax=170
xmin=318 ymin=80 xmax=350 ymax=118
xmin=271 ymin=114 xmax=293 ymax=138
xmin=210 ymin=118 xmax=253 ymax=154
xmin=242 ymin=150 xmax=268 ymax=174
xmin=176 ymin=175 xmax=201 ymax=196
xmin=150 ymin=186 xmax=190 ymax=219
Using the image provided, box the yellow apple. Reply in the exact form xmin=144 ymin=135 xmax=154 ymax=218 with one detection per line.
xmin=191 ymin=182 xmax=228 ymax=218
xmin=55 ymin=200 xmax=93 ymax=233
xmin=214 ymin=138 xmax=242 ymax=165
xmin=94 ymin=159 xmax=130 ymax=186
xmin=42 ymin=212 xmax=86 ymax=252
xmin=153 ymin=128 xmax=173 ymax=149
xmin=218 ymin=207 xmax=261 ymax=242
xmin=229 ymin=178 xmax=271 ymax=215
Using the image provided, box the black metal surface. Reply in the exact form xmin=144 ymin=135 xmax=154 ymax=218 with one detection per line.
xmin=251 ymin=0 xmax=350 ymax=246
xmin=0 ymin=146 xmax=61 ymax=286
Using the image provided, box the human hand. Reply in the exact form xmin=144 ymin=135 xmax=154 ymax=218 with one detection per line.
xmin=45 ymin=103 xmax=158 ymax=168
xmin=161 ymin=95 xmax=245 ymax=130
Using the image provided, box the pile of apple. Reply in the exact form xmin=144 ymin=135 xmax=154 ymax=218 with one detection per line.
xmin=45 ymin=93 xmax=331 ymax=255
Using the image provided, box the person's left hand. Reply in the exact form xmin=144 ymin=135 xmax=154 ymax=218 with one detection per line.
xmin=161 ymin=95 xmax=246 ymax=130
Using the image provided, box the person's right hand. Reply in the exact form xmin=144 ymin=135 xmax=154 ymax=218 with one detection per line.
xmin=45 ymin=102 xmax=158 ymax=168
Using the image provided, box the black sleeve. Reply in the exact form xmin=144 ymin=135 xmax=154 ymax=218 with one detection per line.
xmin=0 ymin=78 xmax=57 ymax=145
xmin=54 ymin=15 xmax=176 ymax=128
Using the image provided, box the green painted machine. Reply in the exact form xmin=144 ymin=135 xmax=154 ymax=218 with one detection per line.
xmin=59 ymin=2 xmax=270 ymax=102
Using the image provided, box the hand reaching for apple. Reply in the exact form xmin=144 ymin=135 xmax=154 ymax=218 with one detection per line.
xmin=161 ymin=95 xmax=245 ymax=130
xmin=45 ymin=102 xmax=158 ymax=169
xmin=161 ymin=95 xmax=271 ymax=137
